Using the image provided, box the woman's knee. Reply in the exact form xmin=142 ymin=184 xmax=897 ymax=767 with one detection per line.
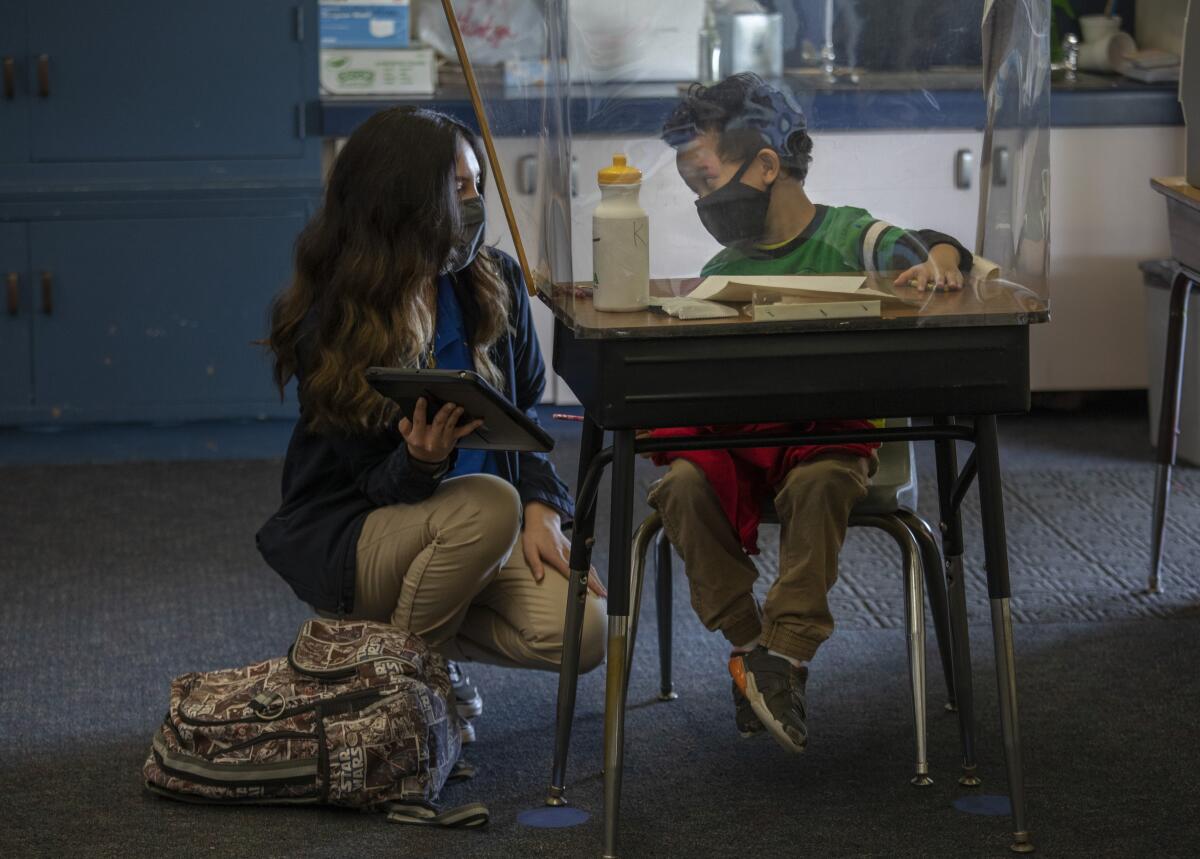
xmin=436 ymin=474 xmax=522 ymax=556
xmin=578 ymin=595 xmax=608 ymax=673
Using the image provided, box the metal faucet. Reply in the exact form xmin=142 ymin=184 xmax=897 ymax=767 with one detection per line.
xmin=1055 ymin=32 xmax=1080 ymax=82
xmin=821 ymin=0 xmax=837 ymax=83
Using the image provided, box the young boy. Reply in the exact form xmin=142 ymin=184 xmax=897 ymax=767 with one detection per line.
xmin=649 ymin=73 xmax=972 ymax=755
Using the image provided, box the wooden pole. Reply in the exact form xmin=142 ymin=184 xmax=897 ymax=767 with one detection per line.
xmin=439 ymin=0 xmax=538 ymax=295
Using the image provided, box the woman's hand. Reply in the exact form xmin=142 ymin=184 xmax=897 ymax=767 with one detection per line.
xmin=522 ymin=502 xmax=607 ymax=598
xmin=399 ymin=397 xmax=483 ymax=464
xmin=893 ymin=244 xmax=965 ymax=292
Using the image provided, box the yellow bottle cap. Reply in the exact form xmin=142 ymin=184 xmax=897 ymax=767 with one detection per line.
xmin=598 ymin=154 xmax=642 ymax=185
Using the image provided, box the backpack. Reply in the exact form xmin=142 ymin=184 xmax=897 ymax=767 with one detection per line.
xmin=143 ymin=618 xmax=488 ymax=827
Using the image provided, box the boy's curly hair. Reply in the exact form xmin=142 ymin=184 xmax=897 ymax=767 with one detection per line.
xmin=661 ymin=73 xmax=814 ymax=182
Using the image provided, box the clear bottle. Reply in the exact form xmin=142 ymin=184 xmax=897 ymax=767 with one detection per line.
xmin=592 ymin=154 xmax=649 ymax=312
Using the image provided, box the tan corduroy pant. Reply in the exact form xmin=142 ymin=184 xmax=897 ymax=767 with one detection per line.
xmin=648 ymin=454 xmax=871 ymax=663
xmin=347 ymin=474 xmax=606 ymax=673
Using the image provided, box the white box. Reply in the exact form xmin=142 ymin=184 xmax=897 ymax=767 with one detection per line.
xmin=320 ymin=47 xmax=436 ymax=95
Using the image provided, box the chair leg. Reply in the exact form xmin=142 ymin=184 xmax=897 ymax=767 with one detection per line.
xmin=625 ymin=512 xmax=663 ymax=691
xmin=897 ymin=510 xmax=956 ymax=711
xmin=655 ymin=530 xmax=678 ymax=701
xmin=852 ymin=513 xmax=931 ymax=787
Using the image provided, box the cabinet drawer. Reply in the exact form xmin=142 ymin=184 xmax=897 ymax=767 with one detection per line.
xmin=29 ymin=208 xmax=307 ymax=420
xmin=0 ymin=222 xmax=31 ymax=412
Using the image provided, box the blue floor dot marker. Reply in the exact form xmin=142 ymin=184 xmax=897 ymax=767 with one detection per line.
xmin=953 ymin=795 xmax=1013 ymax=816
xmin=517 ymin=806 xmax=591 ymax=828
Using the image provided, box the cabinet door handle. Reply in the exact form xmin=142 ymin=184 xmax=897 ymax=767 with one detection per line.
xmin=993 ymin=146 xmax=1010 ymax=188
xmin=37 ymin=54 xmax=50 ymax=98
xmin=41 ymin=271 xmax=53 ymax=315
xmin=954 ymin=149 xmax=974 ymax=190
xmin=516 ymin=154 xmax=537 ymax=195
xmin=6 ymin=273 xmax=17 ymax=316
xmin=3 ymin=57 xmax=14 ymax=100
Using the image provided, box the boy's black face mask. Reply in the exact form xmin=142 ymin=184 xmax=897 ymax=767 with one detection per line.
xmin=443 ymin=197 xmax=487 ymax=273
xmin=695 ymin=159 xmax=771 ymax=248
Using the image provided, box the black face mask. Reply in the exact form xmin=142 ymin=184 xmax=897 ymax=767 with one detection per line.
xmin=695 ymin=159 xmax=771 ymax=248
xmin=443 ymin=197 xmax=487 ymax=274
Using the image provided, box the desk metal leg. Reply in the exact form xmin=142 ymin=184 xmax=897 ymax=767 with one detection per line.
xmin=934 ymin=421 xmax=980 ymax=787
xmin=975 ymin=416 xmax=1033 ymax=854
xmin=547 ymin=416 xmax=604 ymax=807
xmin=603 ymin=430 xmax=637 ymax=859
xmin=1150 ymin=271 xmax=1194 ymax=594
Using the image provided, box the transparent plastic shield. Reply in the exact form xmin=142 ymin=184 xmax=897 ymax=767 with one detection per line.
xmin=977 ymin=0 xmax=1052 ymax=305
xmin=451 ymin=0 xmax=1049 ymax=337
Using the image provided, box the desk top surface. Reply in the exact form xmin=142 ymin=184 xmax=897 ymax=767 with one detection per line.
xmin=1152 ymin=177 xmax=1200 ymax=211
xmin=541 ymin=275 xmax=1049 ymax=340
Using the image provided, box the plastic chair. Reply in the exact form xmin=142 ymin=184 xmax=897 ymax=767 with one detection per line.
xmin=623 ymin=423 xmax=968 ymax=786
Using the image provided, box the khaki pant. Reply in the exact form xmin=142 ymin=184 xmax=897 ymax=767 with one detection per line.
xmin=347 ymin=474 xmax=606 ymax=673
xmin=647 ymin=454 xmax=871 ymax=663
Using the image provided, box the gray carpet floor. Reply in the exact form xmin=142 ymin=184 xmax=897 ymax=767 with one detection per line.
xmin=2 ymin=410 xmax=1198 ymax=858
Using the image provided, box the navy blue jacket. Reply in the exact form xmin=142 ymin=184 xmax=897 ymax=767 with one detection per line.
xmin=256 ymin=251 xmax=573 ymax=614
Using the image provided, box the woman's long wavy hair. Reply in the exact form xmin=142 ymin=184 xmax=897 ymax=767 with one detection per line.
xmin=266 ymin=107 xmax=511 ymax=435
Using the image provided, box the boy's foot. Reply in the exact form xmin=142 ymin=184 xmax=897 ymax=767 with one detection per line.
xmin=729 ymin=647 xmax=808 ymax=754
xmin=731 ymin=680 xmax=765 ymax=738
xmin=447 ymin=661 xmax=483 ymax=720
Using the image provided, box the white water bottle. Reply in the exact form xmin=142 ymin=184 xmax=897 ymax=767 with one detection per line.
xmin=592 ymin=154 xmax=650 ymax=312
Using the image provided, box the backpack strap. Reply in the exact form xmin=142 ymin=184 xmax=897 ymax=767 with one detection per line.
xmin=447 ymin=758 xmax=477 ymax=782
xmin=386 ymin=800 xmax=490 ymax=829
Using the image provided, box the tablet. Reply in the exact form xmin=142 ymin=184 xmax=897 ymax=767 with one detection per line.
xmin=365 ymin=367 xmax=554 ymax=453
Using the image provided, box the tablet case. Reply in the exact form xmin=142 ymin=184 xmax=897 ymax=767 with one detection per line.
xmin=365 ymin=367 xmax=554 ymax=453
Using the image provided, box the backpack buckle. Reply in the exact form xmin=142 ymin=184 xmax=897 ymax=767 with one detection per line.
xmin=248 ymin=691 xmax=288 ymax=720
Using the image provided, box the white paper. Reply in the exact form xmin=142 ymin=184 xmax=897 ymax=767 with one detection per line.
xmin=649 ymin=296 xmax=741 ymax=319
xmin=689 ymin=274 xmax=884 ymax=304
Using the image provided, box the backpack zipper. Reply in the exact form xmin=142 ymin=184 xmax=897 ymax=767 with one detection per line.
xmin=286 ymin=647 xmax=420 ymax=681
xmin=177 ymin=684 xmax=397 ymax=727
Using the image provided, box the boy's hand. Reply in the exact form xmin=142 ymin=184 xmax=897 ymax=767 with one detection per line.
xmin=894 ymin=244 xmax=965 ymax=292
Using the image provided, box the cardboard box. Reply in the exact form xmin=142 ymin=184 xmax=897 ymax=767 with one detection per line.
xmin=320 ymin=47 xmax=437 ymax=95
xmin=319 ymin=1 xmax=410 ymax=49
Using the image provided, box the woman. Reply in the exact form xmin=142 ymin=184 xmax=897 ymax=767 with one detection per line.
xmin=256 ymin=108 xmax=607 ymax=736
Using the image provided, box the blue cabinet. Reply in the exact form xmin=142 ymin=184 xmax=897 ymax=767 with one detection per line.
xmin=0 ymin=222 xmax=31 ymax=410
xmin=25 ymin=201 xmax=309 ymax=421
xmin=1 ymin=0 xmax=321 ymax=187
xmin=0 ymin=0 xmax=322 ymax=426
xmin=26 ymin=1 xmax=310 ymax=163
xmin=0 ymin=0 xmax=29 ymax=164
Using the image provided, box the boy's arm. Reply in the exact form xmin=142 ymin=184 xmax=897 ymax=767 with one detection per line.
xmin=896 ymin=231 xmax=970 ymax=291
xmin=855 ymin=217 xmax=973 ymax=291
